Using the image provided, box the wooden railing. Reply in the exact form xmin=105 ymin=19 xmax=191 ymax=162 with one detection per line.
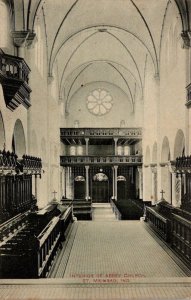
xmin=110 ymin=199 xmax=122 ymax=220
xmin=60 ymin=155 xmax=142 ymax=166
xmin=37 ymin=216 xmax=61 ymax=277
xmin=145 ymin=207 xmax=171 ymax=242
xmin=60 ymin=127 xmax=142 ymax=138
xmin=171 ymin=213 xmax=191 ymax=265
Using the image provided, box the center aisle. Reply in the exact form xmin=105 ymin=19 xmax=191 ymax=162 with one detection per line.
xmin=51 ymin=220 xmax=187 ymax=279
xmin=64 ymin=221 xmax=186 ymax=279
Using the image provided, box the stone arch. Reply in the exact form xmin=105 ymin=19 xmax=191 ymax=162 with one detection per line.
xmin=152 ymin=142 xmax=157 ymax=163
xmin=12 ymin=119 xmax=26 ymax=157
xmin=0 ymin=111 xmax=5 ymax=149
xmin=161 ymin=136 xmax=170 ymax=162
xmin=174 ymin=129 xmax=185 ymax=159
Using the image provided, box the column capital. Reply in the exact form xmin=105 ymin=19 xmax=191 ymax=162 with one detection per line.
xmin=85 ymin=138 xmax=89 ymax=143
xmin=167 ymin=161 xmax=176 ymax=173
xmin=114 ymin=138 xmax=118 ymax=143
xmin=48 ymin=75 xmax=54 ymax=85
xmin=181 ymin=30 xmax=191 ymax=49
xmin=137 ymin=166 xmax=142 ymax=172
xmin=114 ymin=165 xmax=118 ymax=170
xmin=150 ymin=164 xmax=157 ymax=174
xmin=85 ymin=165 xmax=90 ymax=170
xmin=12 ymin=30 xmax=36 ymax=48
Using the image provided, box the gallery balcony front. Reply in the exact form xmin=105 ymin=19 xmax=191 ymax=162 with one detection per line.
xmin=60 ymin=155 xmax=142 ymax=166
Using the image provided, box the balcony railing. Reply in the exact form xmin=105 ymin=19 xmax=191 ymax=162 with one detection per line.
xmin=0 ymin=49 xmax=31 ymax=110
xmin=60 ymin=128 xmax=142 ymax=139
xmin=60 ymin=155 xmax=142 ymax=166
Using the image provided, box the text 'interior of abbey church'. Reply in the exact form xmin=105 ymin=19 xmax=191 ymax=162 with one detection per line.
xmin=0 ymin=1 xmax=191 ymax=299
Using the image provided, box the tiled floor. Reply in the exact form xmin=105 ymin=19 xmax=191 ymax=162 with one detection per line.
xmin=1 ymin=205 xmax=191 ymax=300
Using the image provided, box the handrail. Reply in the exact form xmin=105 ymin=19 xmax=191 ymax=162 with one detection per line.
xmin=38 ymin=216 xmax=60 ymax=247
xmin=146 ymin=207 xmax=168 ymax=223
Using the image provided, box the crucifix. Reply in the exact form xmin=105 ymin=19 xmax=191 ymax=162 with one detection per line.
xmin=52 ymin=190 xmax=57 ymax=200
xmin=160 ymin=189 xmax=165 ymax=200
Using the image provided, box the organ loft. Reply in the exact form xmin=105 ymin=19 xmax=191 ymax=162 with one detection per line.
xmin=0 ymin=1 xmax=191 ymax=299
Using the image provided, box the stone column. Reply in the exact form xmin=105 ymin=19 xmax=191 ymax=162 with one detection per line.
xmin=114 ymin=138 xmax=118 ymax=155
xmin=85 ymin=166 xmax=90 ymax=201
xmin=66 ymin=167 xmax=71 ymax=199
xmin=137 ymin=167 xmax=143 ymax=200
xmin=85 ymin=138 xmax=89 ymax=155
xmin=114 ymin=165 xmax=118 ymax=200
xmin=168 ymin=161 xmax=176 ymax=206
xmin=112 ymin=167 xmax=115 ymax=199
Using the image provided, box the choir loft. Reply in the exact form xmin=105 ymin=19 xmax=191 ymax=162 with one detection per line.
xmin=0 ymin=1 xmax=191 ymax=299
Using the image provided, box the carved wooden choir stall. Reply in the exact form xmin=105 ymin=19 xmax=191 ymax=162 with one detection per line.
xmin=0 ymin=150 xmax=73 ymax=278
xmin=145 ymin=155 xmax=191 ymax=268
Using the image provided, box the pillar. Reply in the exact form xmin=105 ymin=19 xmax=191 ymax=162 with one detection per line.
xmin=85 ymin=138 xmax=89 ymax=155
xmin=66 ymin=167 xmax=73 ymax=199
xmin=114 ymin=165 xmax=118 ymax=200
xmin=35 ymin=174 xmax=38 ymax=199
xmin=112 ymin=167 xmax=115 ymax=199
xmin=85 ymin=165 xmax=90 ymax=200
xmin=168 ymin=162 xmax=176 ymax=207
xmin=114 ymin=138 xmax=118 ymax=155
xmin=137 ymin=167 xmax=143 ymax=200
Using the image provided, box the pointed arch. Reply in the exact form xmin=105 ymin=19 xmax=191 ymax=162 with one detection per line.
xmin=174 ymin=129 xmax=185 ymax=159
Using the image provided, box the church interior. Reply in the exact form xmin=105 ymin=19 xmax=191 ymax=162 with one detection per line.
xmin=0 ymin=0 xmax=191 ymax=299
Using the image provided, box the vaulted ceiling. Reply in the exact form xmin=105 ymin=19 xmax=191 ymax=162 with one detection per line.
xmin=12 ymin=0 xmax=191 ymax=107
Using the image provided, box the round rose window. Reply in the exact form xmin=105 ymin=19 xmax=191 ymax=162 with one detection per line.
xmin=86 ymin=89 xmax=113 ymax=116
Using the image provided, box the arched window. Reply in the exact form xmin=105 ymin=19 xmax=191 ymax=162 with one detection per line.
xmin=0 ymin=1 xmax=8 ymax=48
